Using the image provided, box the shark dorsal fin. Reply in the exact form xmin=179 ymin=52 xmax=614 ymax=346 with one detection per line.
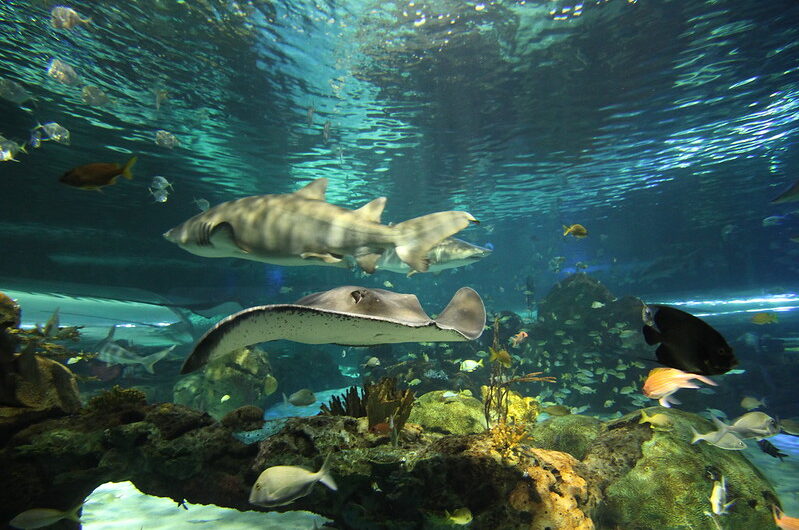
xmin=353 ymin=197 xmax=386 ymax=223
xmin=293 ymin=178 xmax=327 ymax=201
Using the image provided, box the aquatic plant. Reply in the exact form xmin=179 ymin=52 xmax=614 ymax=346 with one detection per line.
xmin=483 ymin=318 xmax=556 ymax=428
xmin=321 ymin=377 xmax=415 ymax=433
xmin=488 ymin=422 xmax=531 ymax=460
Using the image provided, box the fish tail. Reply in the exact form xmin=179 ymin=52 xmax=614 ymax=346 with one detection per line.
xmin=66 ymin=502 xmax=84 ymax=523
xmin=690 ymin=426 xmax=703 ymax=444
xmin=562 ymin=225 xmax=569 ymax=236
xmin=121 ymin=156 xmax=137 ymax=180
xmin=318 ymin=453 xmax=338 ymax=491
xmin=392 ymin=211 xmax=478 ymax=272
xmin=639 ymin=410 xmax=650 ymax=424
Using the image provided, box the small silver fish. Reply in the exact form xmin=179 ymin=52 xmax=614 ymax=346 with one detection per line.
xmin=155 ymin=130 xmax=179 ymax=148
xmin=0 ymin=77 xmax=33 ymax=104
xmin=149 ymin=187 xmax=169 ymax=203
xmin=249 ymin=454 xmax=337 ymax=507
xmin=34 ymin=122 xmax=70 ymax=145
xmin=193 ymin=197 xmax=210 ymax=211
xmin=10 ymin=505 xmax=82 ymax=529
xmin=47 ymin=59 xmax=79 ymax=85
xmin=81 ymin=85 xmax=110 ymax=106
xmin=150 ymin=176 xmax=174 ymax=191
xmin=50 ymin=6 xmax=91 ymax=29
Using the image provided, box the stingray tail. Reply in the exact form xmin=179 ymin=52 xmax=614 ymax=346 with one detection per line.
xmin=392 ymin=211 xmax=478 ymax=272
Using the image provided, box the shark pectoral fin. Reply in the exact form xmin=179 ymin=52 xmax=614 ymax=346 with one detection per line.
xmin=293 ymin=178 xmax=328 ymax=200
xmin=394 ymin=246 xmax=430 ymax=273
xmin=392 ymin=211 xmax=478 ymax=273
xmin=355 ymin=253 xmax=382 ymax=274
xmin=353 ymin=197 xmax=386 ymax=223
xmin=300 ymin=252 xmax=343 ymax=263
xmin=208 ymin=222 xmax=250 ymax=254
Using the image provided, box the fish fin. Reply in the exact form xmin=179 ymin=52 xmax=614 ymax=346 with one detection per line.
xmin=293 ymin=178 xmax=327 ymax=200
xmin=355 ymin=253 xmax=382 ymax=274
xmin=562 ymin=225 xmax=569 ymax=236
xmin=65 ymin=502 xmax=84 ymax=523
xmin=639 ymin=410 xmax=650 ymax=424
xmin=642 ymin=325 xmax=661 ymax=345
xmin=317 ymin=453 xmax=338 ymax=491
xmin=140 ymin=346 xmax=174 ymax=374
xmin=121 ymin=156 xmax=137 ymax=180
xmin=353 ymin=197 xmax=386 ymax=223
xmin=282 ymin=393 xmax=289 ymax=405
xmin=695 ymin=374 xmax=718 ymax=386
xmin=690 ymin=426 xmax=703 ymax=444
xmin=300 ymin=252 xmax=343 ymax=264
xmin=393 ymin=211 xmax=478 ymax=272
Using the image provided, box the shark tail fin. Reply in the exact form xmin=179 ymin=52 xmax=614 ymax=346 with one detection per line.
xmin=121 ymin=156 xmax=137 ymax=180
xmin=392 ymin=211 xmax=478 ymax=272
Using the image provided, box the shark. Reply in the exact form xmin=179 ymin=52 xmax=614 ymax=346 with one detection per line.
xmin=375 ymin=237 xmax=492 ymax=276
xmin=163 ymin=178 xmax=478 ymax=273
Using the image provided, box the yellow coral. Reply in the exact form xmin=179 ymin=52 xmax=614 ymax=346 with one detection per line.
xmin=489 ymin=422 xmax=531 ymax=460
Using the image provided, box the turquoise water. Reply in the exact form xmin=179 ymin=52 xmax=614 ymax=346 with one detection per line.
xmin=2 ymin=0 xmax=799 ymax=528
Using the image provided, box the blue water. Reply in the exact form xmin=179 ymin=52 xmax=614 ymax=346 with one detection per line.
xmin=2 ymin=0 xmax=799 ymax=527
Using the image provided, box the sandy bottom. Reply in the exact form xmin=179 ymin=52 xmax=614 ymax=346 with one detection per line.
xmin=81 ymin=481 xmax=330 ymax=529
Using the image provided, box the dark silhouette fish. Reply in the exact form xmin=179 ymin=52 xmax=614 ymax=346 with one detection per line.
xmin=758 ymin=439 xmax=788 ymax=461
xmin=60 ymin=156 xmax=136 ymax=190
xmin=642 ymin=304 xmax=737 ymax=376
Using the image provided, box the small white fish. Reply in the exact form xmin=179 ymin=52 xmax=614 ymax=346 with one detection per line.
xmin=220 ymin=394 xmax=230 ymax=403
xmin=0 ymin=77 xmax=33 ymax=104
xmin=249 ymin=454 xmax=337 ymax=507
xmin=50 ymin=6 xmax=91 ymax=29
xmin=47 ymin=58 xmax=79 ymax=85
xmin=150 ymin=176 xmax=174 ymax=191
xmin=149 ymin=187 xmax=169 ymax=203
xmin=591 ymin=301 xmax=605 ymax=309
xmin=155 ymin=130 xmax=179 ymax=148
xmin=383 ymin=280 xmax=394 ymax=288
xmin=459 ymin=359 xmax=484 ymax=372
xmin=33 ymin=122 xmax=70 ymax=145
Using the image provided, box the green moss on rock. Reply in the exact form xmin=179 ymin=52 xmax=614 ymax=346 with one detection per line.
xmin=409 ymin=391 xmax=486 ymax=435
xmin=530 ymin=414 xmax=603 ymax=459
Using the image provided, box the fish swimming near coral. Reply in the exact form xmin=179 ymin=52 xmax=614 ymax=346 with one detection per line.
xmin=60 ymin=157 xmax=137 ymax=190
xmin=98 ymin=342 xmax=176 ymax=374
xmin=639 ymin=409 xmax=672 ymax=429
xmin=740 ymin=395 xmax=766 ymax=410
xmin=509 ymin=330 xmax=528 ymax=348
xmin=642 ymin=304 xmax=737 ymax=375
xmin=374 ymin=237 xmax=492 ymax=276
xmin=690 ymin=424 xmax=746 ymax=450
xmin=285 ymin=388 xmax=316 ymax=406
xmin=642 ymin=367 xmax=717 ymax=407
xmin=164 ymin=178 xmax=478 ymax=274
xmin=708 ymin=475 xmax=735 ymax=515
xmin=249 ymin=454 xmax=337 ymax=507
xmin=489 ymin=346 xmax=512 ymax=368
xmin=181 ymin=286 xmax=486 ymax=373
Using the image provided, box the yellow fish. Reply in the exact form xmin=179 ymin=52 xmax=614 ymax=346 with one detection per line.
xmin=445 ymin=507 xmax=472 ymax=525
xmin=489 ymin=346 xmax=513 ymax=368
xmin=562 ymin=224 xmax=588 ymax=238
xmin=750 ymin=312 xmax=778 ymax=325
xmin=639 ymin=409 xmax=672 ymax=429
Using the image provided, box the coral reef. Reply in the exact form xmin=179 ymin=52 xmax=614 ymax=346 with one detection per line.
xmin=321 ymin=377 xmax=415 ymax=432
xmin=172 ymin=346 xmax=276 ymax=419
xmin=529 ymin=414 xmax=603 ymax=460
xmin=408 ymin=390 xmax=487 ymax=435
xmin=583 ymin=408 xmax=777 ymax=529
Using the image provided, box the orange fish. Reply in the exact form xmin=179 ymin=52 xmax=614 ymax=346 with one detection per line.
xmin=774 ymin=505 xmax=799 ymax=530
xmin=60 ymin=156 xmax=136 ymax=190
xmin=642 ymin=367 xmax=717 ymax=408
xmin=510 ymin=331 xmax=528 ymax=348
xmin=563 ymin=224 xmax=588 ymax=238
xmin=750 ymin=312 xmax=778 ymax=325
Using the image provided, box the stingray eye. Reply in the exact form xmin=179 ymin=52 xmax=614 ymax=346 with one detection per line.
xmin=351 ymin=290 xmax=366 ymax=304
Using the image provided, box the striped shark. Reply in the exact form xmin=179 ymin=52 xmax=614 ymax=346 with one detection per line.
xmin=163 ymin=178 xmax=478 ymax=273
xmin=375 ymin=237 xmax=492 ymax=276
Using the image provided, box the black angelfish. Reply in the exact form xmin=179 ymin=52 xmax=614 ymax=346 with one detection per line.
xmin=758 ymin=439 xmax=788 ymax=461
xmin=642 ymin=304 xmax=737 ymax=376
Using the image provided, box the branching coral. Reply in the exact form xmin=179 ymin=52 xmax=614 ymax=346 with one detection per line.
xmin=321 ymin=377 xmax=415 ymax=432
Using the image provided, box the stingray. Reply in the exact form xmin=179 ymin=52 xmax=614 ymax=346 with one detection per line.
xmin=181 ymin=286 xmax=486 ymax=373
